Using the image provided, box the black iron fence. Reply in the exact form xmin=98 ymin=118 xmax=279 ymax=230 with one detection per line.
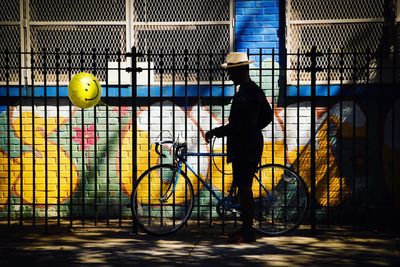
xmin=0 ymin=47 xmax=399 ymax=232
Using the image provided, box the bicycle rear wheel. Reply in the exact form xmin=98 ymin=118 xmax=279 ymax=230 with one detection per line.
xmin=252 ymin=164 xmax=309 ymax=236
xmin=131 ymin=164 xmax=194 ymax=235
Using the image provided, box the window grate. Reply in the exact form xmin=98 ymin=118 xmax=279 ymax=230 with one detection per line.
xmin=0 ymin=0 xmax=19 ymax=22
xmin=132 ymin=0 xmax=232 ymax=82
xmin=132 ymin=0 xmax=230 ymax=22
xmin=133 ymin=25 xmax=230 ymax=82
xmin=286 ymin=0 xmax=386 ymax=84
xmin=30 ymin=25 xmax=126 ymax=84
xmin=0 ymin=26 xmax=20 ymax=83
xmin=1 ymin=0 xmax=232 ymax=85
xmin=29 ymin=0 xmax=126 ymax=21
xmin=289 ymin=0 xmax=384 ymax=21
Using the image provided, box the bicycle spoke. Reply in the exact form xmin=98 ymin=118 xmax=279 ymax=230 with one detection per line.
xmin=131 ymin=164 xmax=194 ymax=235
xmin=252 ymin=164 xmax=309 ymax=236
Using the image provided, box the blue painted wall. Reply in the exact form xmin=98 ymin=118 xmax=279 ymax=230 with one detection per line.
xmin=235 ymin=0 xmax=280 ymax=53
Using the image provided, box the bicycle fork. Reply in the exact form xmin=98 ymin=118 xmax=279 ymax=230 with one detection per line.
xmin=159 ymin=162 xmax=183 ymax=203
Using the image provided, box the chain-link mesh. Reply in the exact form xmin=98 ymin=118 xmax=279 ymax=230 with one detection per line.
xmin=30 ymin=25 xmax=126 ymax=84
xmin=287 ymin=23 xmax=384 ymax=83
xmin=29 ymin=0 xmax=126 ymax=21
xmin=287 ymin=0 xmax=386 ymax=84
xmin=288 ymin=0 xmax=384 ymax=20
xmin=132 ymin=0 xmax=232 ymax=82
xmin=1 ymin=0 xmax=232 ymax=84
xmin=132 ymin=0 xmax=230 ymax=22
xmin=134 ymin=25 xmax=230 ymax=82
xmin=0 ymin=0 xmax=20 ymax=21
xmin=0 ymin=26 xmax=20 ymax=83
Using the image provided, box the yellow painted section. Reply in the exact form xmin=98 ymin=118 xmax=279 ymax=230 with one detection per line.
xmin=0 ymin=111 xmax=79 ymax=207
xmin=1 ymin=109 xmax=357 ymax=209
xmin=120 ymin=127 xmax=202 ymax=204
xmin=289 ymin=118 xmax=350 ymax=206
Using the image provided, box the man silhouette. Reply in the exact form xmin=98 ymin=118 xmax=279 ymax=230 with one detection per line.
xmin=206 ymin=52 xmax=272 ymax=243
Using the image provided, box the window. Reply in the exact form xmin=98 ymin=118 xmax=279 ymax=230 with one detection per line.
xmin=132 ymin=0 xmax=233 ymax=83
xmin=286 ymin=0 xmax=386 ymax=85
xmin=0 ymin=0 xmax=20 ymax=84
xmin=0 ymin=0 xmax=233 ymax=86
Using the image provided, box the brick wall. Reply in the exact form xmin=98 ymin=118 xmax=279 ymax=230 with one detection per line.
xmin=235 ymin=0 xmax=280 ymax=54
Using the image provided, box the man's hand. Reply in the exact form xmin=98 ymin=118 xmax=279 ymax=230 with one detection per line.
xmin=205 ymin=130 xmax=215 ymax=144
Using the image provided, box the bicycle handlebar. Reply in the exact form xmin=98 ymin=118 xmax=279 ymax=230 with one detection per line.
xmin=154 ymin=140 xmax=174 ymax=158
xmin=154 ymin=138 xmax=226 ymax=160
xmin=154 ymin=140 xmax=190 ymax=161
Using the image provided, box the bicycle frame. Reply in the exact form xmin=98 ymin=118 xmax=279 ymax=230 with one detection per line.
xmin=133 ymin=140 xmax=309 ymax=236
xmin=167 ymin=150 xmax=273 ymax=205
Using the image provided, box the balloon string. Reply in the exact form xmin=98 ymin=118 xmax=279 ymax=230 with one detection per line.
xmin=97 ymin=100 xmax=111 ymax=107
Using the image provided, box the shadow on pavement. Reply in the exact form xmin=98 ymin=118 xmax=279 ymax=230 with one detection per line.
xmin=0 ymin=224 xmax=399 ymax=266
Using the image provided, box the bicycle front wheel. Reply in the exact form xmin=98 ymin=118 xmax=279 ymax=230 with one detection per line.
xmin=131 ymin=164 xmax=194 ymax=236
xmin=252 ymin=164 xmax=309 ymax=236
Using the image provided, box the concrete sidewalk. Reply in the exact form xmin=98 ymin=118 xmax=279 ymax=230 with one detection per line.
xmin=0 ymin=224 xmax=399 ymax=266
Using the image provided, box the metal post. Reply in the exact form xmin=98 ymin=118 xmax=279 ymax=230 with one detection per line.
xmin=306 ymin=46 xmax=322 ymax=234
xmin=126 ymin=46 xmax=141 ymax=234
xmin=55 ymin=48 xmax=61 ymax=226
xmin=43 ymin=48 xmax=48 ymax=233
xmin=5 ymin=49 xmax=11 ymax=226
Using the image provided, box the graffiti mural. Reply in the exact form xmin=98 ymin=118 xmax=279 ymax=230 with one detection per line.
xmin=0 ymin=97 xmax=399 ymax=219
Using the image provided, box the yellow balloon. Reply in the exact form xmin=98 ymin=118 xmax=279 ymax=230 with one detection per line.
xmin=68 ymin=72 xmax=101 ymax=109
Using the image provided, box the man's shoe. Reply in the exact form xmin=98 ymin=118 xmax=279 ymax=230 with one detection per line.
xmin=228 ymin=230 xmax=256 ymax=243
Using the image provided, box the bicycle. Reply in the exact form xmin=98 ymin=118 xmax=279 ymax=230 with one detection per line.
xmin=130 ymin=138 xmax=309 ymax=236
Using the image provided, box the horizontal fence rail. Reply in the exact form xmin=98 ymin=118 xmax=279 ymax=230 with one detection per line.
xmin=0 ymin=47 xmax=399 ymax=233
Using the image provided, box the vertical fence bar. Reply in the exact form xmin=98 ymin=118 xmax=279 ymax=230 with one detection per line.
xmin=105 ymin=49 xmax=110 ymax=227
xmin=271 ymin=48 xmax=275 ymax=229
xmin=283 ymin=46 xmax=289 ymax=224
xmin=43 ymin=48 xmax=49 ymax=232
xmin=131 ymin=46 xmax=138 ymax=234
xmin=296 ymin=50 xmax=301 ymax=226
xmin=326 ymin=48 xmax=332 ymax=226
xmin=146 ymin=49 xmax=151 ymax=229
xmin=296 ymin=49 xmax=300 ymax=181
xmin=221 ymin=49 xmax=226 ymax=233
xmin=183 ymin=49 xmax=190 ymax=226
xmin=364 ymin=48 xmax=371 ymax=227
xmin=351 ymin=51 xmax=357 ymax=230
xmin=271 ymin=48 xmax=275 ymax=166
xmin=159 ymin=50 xmax=164 ymax=226
xmin=208 ymin=52 xmax=213 ymax=225
xmin=93 ymin=48 xmax=98 ymax=226
xmin=283 ymin=49 xmax=287 ymax=168
xmin=5 ymin=49 xmax=11 ymax=226
xmin=378 ymin=49 xmax=383 ymax=226
xmin=19 ymin=49 xmax=24 ymax=226
xmin=196 ymin=49 xmax=201 ymax=227
xmin=55 ymin=48 xmax=61 ymax=225
xmin=67 ymin=50 xmax=73 ymax=228
xmin=80 ymin=49 xmax=85 ymax=226
xmin=172 ymin=49 xmax=177 ymax=228
xmin=117 ymin=49 xmax=122 ymax=227
xmin=309 ymin=46 xmax=317 ymax=233
xmin=30 ymin=49 xmax=36 ymax=226
xmin=338 ymin=49 xmax=344 ymax=226
xmin=391 ymin=47 xmax=396 ymax=228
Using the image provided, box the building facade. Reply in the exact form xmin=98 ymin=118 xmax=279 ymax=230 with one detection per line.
xmin=0 ymin=0 xmax=399 ymax=226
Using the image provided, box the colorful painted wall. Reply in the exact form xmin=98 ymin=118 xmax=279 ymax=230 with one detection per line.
xmin=1 ymin=96 xmax=399 ymax=220
xmin=1 ymin=0 xmax=399 ymax=223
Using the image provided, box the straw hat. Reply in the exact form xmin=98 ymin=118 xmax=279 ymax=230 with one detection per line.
xmin=221 ymin=52 xmax=254 ymax=68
